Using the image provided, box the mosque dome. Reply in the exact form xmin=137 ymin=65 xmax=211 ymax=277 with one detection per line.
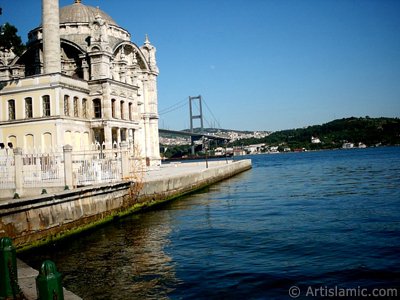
xmin=59 ymin=0 xmax=117 ymax=26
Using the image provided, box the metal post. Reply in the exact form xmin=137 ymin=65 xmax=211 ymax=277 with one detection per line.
xmin=0 ymin=237 xmax=21 ymax=299
xmin=203 ymin=137 xmax=209 ymax=169
xmin=36 ymin=260 xmax=64 ymax=300
xmin=224 ymin=140 xmax=228 ymax=164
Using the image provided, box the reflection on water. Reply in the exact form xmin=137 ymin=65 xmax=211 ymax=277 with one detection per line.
xmin=21 ymin=209 xmax=182 ymax=299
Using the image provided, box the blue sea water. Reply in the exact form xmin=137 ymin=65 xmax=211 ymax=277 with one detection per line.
xmin=21 ymin=147 xmax=400 ymax=299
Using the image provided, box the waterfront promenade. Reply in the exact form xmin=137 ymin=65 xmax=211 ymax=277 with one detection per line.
xmin=145 ymin=159 xmax=235 ymax=181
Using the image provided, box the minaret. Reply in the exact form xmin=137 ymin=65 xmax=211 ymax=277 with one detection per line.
xmin=42 ymin=0 xmax=61 ymax=74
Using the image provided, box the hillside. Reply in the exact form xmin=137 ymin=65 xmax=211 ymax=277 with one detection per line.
xmin=232 ymin=117 xmax=400 ymax=150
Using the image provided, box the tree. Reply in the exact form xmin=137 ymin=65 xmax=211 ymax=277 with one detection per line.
xmin=0 ymin=22 xmax=25 ymax=56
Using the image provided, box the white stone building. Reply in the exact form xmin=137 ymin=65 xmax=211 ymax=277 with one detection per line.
xmin=311 ymin=136 xmax=321 ymax=144
xmin=0 ymin=0 xmax=161 ymax=166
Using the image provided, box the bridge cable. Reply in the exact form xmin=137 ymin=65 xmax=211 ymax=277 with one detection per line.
xmin=159 ymin=97 xmax=188 ymax=115
xmin=159 ymin=99 xmax=188 ymax=115
xmin=202 ymin=97 xmax=222 ymax=129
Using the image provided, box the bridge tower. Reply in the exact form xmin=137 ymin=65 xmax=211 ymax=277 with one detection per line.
xmin=189 ymin=95 xmax=204 ymax=155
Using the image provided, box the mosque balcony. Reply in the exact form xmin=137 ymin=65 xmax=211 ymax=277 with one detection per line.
xmin=57 ymin=74 xmax=89 ymax=91
xmin=0 ymin=73 xmax=89 ymax=95
xmin=89 ymin=119 xmax=140 ymax=129
xmin=141 ymin=113 xmax=159 ymax=119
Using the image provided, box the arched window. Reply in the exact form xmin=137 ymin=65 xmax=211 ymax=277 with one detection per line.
xmin=93 ymin=99 xmax=102 ymax=119
xmin=82 ymin=98 xmax=88 ymax=118
xmin=25 ymin=97 xmax=33 ymax=118
xmin=73 ymin=96 xmax=79 ymax=117
xmin=8 ymin=100 xmax=16 ymax=120
xmin=73 ymin=131 xmax=81 ymax=150
xmin=129 ymin=102 xmax=133 ymax=120
xmin=25 ymin=134 xmax=34 ymax=149
xmin=64 ymin=95 xmax=70 ymax=116
xmin=111 ymin=99 xmax=116 ymax=118
xmin=8 ymin=135 xmax=17 ymax=148
xmin=42 ymin=132 xmax=52 ymax=149
xmin=64 ymin=131 xmax=72 ymax=146
xmin=42 ymin=95 xmax=51 ymax=117
xmin=120 ymin=101 xmax=125 ymax=119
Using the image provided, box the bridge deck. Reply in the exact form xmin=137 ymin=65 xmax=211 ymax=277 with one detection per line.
xmin=159 ymin=129 xmax=228 ymax=141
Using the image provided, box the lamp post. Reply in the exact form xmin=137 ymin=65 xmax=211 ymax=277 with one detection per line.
xmin=224 ymin=139 xmax=228 ymax=164
xmin=202 ymin=137 xmax=209 ymax=169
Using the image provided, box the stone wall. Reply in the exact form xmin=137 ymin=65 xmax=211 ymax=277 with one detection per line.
xmin=140 ymin=159 xmax=252 ymax=201
xmin=0 ymin=159 xmax=251 ymax=250
xmin=0 ymin=182 xmax=133 ymax=249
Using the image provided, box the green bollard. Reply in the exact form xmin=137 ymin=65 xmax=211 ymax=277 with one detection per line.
xmin=0 ymin=237 xmax=21 ymax=299
xmin=36 ymin=260 xmax=64 ymax=300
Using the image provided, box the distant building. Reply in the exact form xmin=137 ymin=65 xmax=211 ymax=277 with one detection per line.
xmin=245 ymin=143 xmax=265 ymax=154
xmin=358 ymin=142 xmax=367 ymax=148
xmin=268 ymin=146 xmax=279 ymax=153
xmin=311 ymin=136 xmax=321 ymax=144
xmin=342 ymin=142 xmax=354 ymax=149
xmin=233 ymin=147 xmax=246 ymax=156
xmin=0 ymin=0 xmax=160 ymax=166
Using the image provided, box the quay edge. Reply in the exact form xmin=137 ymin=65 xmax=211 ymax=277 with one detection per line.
xmin=0 ymin=159 xmax=252 ymax=251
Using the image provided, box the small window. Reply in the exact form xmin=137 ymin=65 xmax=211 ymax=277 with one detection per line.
xmin=74 ymin=97 xmax=79 ymax=117
xmin=120 ymin=101 xmax=124 ymax=119
xmin=42 ymin=95 xmax=51 ymax=117
xmin=82 ymin=98 xmax=87 ymax=118
xmin=93 ymin=99 xmax=102 ymax=119
xmin=8 ymin=100 xmax=16 ymax=120
xmin=111 ymin=99 xmax=116 ymax=118
xmin=129 ymin=102 xmax=133 ymax=121
xmin=25 ymin=97 xmax=33 ymax=118
xmin=64 ymin=95 xmax=70 ymax=116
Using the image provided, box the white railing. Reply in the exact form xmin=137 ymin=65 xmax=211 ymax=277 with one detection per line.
xmin=22 ymin=152 xmax=65 ymax=188
xmin=0 ymin=144 xmax=146 ymax=198
xmin=0 ymin=149 xmax=16 ymax=189
xmin=72 ymin=148 xmax=123 ymax=186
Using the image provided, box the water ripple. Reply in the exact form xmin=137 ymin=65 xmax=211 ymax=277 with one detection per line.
xmin=20 ymin=147 xmax=400 ymax=299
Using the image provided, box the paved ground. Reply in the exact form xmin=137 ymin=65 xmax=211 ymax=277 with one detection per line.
xmin=144 ymin=159 xmax=234 ymax=182
xmin=17 ymin=259 xmax=82 ymax=300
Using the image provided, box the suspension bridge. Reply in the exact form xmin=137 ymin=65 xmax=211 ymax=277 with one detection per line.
xmin=158 ymin=95 xmax=229 ymax=143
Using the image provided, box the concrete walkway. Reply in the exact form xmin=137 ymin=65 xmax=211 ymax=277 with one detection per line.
xmin=144 ymin=159 xmax=235 ymax=181
xmin=17 ymin=259 xmax=82 ymax=300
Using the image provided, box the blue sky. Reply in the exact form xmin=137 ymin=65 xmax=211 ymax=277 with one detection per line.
xmin=1 ymin=0 xmax=399 ymax=131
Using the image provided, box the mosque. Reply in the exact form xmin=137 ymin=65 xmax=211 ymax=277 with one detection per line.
xmin=0 ymin=0 xmax=161 ymax=166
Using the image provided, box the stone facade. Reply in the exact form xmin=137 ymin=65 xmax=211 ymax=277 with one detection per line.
xmin=0 ymin=0 xmax=161 ymax=166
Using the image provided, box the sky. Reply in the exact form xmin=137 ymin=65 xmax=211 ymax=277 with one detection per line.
xmin=1 ymin=0 xmax=399 ymax=131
